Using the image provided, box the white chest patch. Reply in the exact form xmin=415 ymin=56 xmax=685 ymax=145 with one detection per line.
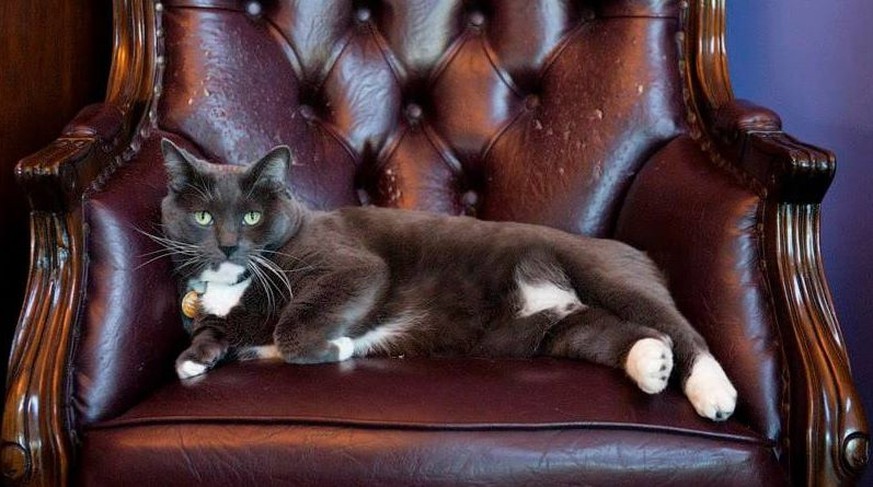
xmin=516 ymin=279 xmax=585 ymax=318
xmin=197 ymin=262 xmax=251 ymax=317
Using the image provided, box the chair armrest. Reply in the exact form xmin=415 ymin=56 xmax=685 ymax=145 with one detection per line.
xmin=15 ymin=103 xmax=124 ymax=212
xmin=712 ymin=98 xmax=782 ymax=137
xmin=3 ymin=102 xmax=128 ymax=486
xmin=710 ymin=99 xmax=835 ymax=204
xmin=616 ymin=133 xmax=869 ymax=484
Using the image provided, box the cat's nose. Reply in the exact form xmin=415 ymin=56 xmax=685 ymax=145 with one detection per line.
xmin=219 ymin=245 xmax=238 ymax=258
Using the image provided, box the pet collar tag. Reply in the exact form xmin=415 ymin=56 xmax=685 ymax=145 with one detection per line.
xmin=182 ymin=290 xmax=201 ymax=318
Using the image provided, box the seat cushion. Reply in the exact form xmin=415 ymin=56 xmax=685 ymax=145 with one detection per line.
xmin=78 ymin=358 xmax=786 ymax=485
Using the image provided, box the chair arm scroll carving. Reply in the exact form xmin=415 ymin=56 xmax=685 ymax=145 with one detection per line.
xmin=766 ymin=203 xmax=869 ymax=485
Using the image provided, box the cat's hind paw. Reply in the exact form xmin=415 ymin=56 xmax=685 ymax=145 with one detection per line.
xmin=684 ymin=353 xmax=737 ymax=421
xmin=625 ymin=337 xmax=673 ymax=394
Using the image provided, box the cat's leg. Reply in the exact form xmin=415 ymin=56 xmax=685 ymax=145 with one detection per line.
xmin=597 ymin=287 xmax=737 ymax=421
xmin=542 ymin=307 xmax=675 ymax=394
xmin=274 ymin=256 xmax=388 ymax=364
xmin=175 ymin=316 xmax=230 ymax=379
xmin=557 ymin=245 xmax=737 ymax=420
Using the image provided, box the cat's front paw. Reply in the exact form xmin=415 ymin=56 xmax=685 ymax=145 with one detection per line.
xmin=684 ymin=353 xmax=737 ymax=421
xmin=625 ymin=337 xmax=673 ymax=394
xmin=175 ymin=342 xmax=225 ymax=380
xmin=176 ymin=359 xmax=210 ymax=379
xmin=329 ymin=337 xmax=355 ymax=361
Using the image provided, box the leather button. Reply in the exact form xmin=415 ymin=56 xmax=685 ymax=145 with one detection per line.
xmin=245 ymin=1 xmax=262 ymax=17
xmin=525 ymin=95 xmax=540 ymax=110
xmin=356 ymin=8 xmax=371 ymax=22
xmin=461 ymin=190 xmax=479 ymax=208
xmin=405 ymin=103 xmax=423 ymax=121
xmin=299 ymin=105 xmax=315 ymax=120
xmin=469 ymin=11 xmax=485 ymax=27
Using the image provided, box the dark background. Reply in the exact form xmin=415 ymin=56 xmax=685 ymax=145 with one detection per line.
xmin=0 ymin=2 xmax=869 ymax=484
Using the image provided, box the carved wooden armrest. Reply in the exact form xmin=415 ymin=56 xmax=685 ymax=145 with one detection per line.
xmin=2 ymin=102 xmax=126 ymax=485
xmin=741 ymin=127 xmax=869 ymax=484
xmin=701 ymin=90 xmax=868 ymax=487
xmin=711 ymin=98 xmax=835 ymax=205
xmin=15 ymin=103 xmax=124 ymax=212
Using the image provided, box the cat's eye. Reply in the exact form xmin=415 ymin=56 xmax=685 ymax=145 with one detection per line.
xmin=243 ymin=211 xmax=262 ymax=226
xmin=193 ymin=211 xmax=213 ymax=226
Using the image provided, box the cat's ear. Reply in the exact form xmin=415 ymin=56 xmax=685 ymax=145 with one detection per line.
xmin=246 ymin=145 xmax=291 ymax=189
xmin=161 ymin=138 xmax=197 ymax=192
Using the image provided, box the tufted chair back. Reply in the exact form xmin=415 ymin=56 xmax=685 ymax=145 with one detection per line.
xmin=158 ymin=0 xmax=685 ymax=235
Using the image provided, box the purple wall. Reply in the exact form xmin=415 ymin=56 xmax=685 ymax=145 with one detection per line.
xmin=727 ymin=1 xmax=873 ymax=484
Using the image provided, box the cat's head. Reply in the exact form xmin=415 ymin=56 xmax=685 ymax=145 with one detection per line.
xmin=159 ymin=139 xmax=304 ymax=279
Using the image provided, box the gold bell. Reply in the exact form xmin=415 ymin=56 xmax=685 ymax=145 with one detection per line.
xmin=182 ymin=290 xmax=201 ymax=318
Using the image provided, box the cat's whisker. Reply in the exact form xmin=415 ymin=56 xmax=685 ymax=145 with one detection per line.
xmin=258 ymin=249 xmax=315 ymax=269
xmin=175 ymin=256 xmax=208 ymax=277
xmin=248 ymin=260 xmax=276 ymax=317
xmin=136 ymin=228 xmax=202 ymax=254
xmin=134 ymin=229 xmax=206 ymax=272
xmin=139 ymin=246 xmax=200 ymax=258
xmin=135 ymin=250 xmax=189 ymax=270
xmin=252 ymin=259 xmax=284 ymax=308
xmin=252 ymin=255 xmax=294 ymax=301
xmin=258 ymin=257 xmax=291 ymax=309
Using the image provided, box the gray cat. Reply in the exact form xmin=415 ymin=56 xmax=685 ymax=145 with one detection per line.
xmin=157 ymin=139 xmax=737 ymax=421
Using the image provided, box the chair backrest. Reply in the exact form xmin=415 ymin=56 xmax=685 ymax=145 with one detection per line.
xmin=158 ymin=0 xmax=686 ymax=236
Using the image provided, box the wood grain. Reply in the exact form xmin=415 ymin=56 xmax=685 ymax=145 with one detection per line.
xmin=0 ymin=0 xmax=111 ymax=396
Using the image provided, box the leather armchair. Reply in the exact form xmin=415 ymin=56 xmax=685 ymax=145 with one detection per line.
xmin=3 ymin=0 xmax=869 ymax=485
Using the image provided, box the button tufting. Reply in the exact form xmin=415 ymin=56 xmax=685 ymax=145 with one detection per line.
xmin=405 ymin=103 xmax=423 ymax=122
xmin=469 ymin=11 xmax=485 ymax=27
xmin=461 ymin=190 xmax=479 ymax=208
xmin=525 ymin=95 xmax=540 ymax=110
xmin=299 ymin=105 xmax=315 ymax=120
xmin=356 ymin=8 xmax=371 ymax=23
xmin=245 ymin=1 xmax=262 ymax=17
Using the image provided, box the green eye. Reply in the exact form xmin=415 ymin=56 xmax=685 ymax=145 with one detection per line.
xmin=243 ymin=211 xmax=262 ymax=226
xmin=193 ymin=211 xmax=213 ymax=226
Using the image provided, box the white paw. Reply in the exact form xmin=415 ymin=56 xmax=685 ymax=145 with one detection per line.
xmin=684 ymin=354 xmax=738 ymax=421
xmin=330 ymin=337 xmax=355 ymax=361
xmin=625 ymin=337 xmax=673 ymax=394
xmin=176 ymin=360 xmax=209 ymax=380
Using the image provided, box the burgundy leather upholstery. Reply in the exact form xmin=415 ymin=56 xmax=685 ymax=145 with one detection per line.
xmin=70 ymin=0 xmax=788 ymax=483
xmin=79 ymin=360 xmax=784 ymax=486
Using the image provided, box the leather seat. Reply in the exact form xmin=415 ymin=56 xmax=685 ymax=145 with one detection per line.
xmin=79 ymin=359 xmax=783 ymax=485
xmin=3 ymin=0 xmax=868 ymax=485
